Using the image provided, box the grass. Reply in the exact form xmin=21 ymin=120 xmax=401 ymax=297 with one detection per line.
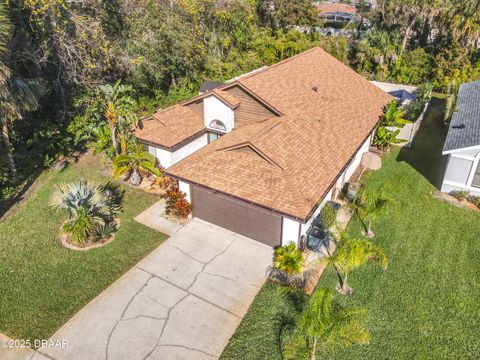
xmin=0 ymin=152 xmax=167 ymax=341
xmin=221 ymin=97 xmax=480 ymax=359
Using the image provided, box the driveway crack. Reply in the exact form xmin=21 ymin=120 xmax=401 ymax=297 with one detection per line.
xmin=186 ymin=236 xmax=236 ymax=291
xmin=142 ymin=294 xmax=189 ymax=360
xmin=105 ymin=275 xmax=154 ymax=360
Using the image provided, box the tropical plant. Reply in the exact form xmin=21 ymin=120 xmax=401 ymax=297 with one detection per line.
xmin=73 ymin=80 xmax=138 ymax=158
xmin=382 ymin=101 xmax=407 ymax=127
xmin=273 ymin=243 xmax=304 ymax=275
xmin=323 ymin=236 xmax=387 ymax=295
xmin=353 ymin=186 xmax=397 ymax=238
xmin=373 ymin=126 xmax=401 ymax=150
xmin=165 ymin=187 xmax=192 ymax=219
xmin=282 ymin=287 xmax=370 ymax=359
xmin=0 ymin=4 xmax=45 ymax=181
xmin=113 ymin=144 xmax=160 ymax=186
xmin=50 ymin=180 xmax=123 ymax=243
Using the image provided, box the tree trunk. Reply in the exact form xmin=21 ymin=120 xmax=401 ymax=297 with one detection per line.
xmin=130 ymin=168 xmax=142 ymax=186
xmin=310 ymin=337 xmax=317 ymax=360
xmin=1 ymin=117 xmax=17 ymax=181
xmin=367 ymin=220 xmax=375 ymax=238
xmin=401 ymin=18 xmax=416 ymax=55
xmin=111 ymin=125 xmax=118 ymax=156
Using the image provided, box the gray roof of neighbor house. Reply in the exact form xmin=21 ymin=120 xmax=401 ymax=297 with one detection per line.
xmin=443 ymin=80 xmax=480 ymax=154
xmin=199 ymin=80 xmax=222 ymax=93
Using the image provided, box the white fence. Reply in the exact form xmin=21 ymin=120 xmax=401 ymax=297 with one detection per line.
xmin=386 ymin=101 xmax=430 ymax=148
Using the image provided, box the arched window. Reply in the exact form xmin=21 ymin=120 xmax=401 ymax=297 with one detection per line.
xmin=209 ymin=119 xmax=227 ymax=132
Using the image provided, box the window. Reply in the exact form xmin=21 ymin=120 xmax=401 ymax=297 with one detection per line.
xmin=209 ymin=119 xmax=227 ymax=132
xmin=208 ymin=132 xmax=221 ymax=143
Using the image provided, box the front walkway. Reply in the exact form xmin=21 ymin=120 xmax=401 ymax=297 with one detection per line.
xmin=28 ymin=218 xmax=272 ymax=360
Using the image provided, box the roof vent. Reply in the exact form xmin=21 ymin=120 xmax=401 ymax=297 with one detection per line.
xmin=452 ymin=123 xmax=466 ymax=129
xmin=312 ymin=85 xmax=319 ymax=92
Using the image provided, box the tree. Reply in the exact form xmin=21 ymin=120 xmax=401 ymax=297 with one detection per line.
xmin=112 ymin=144 xmax=160 ymax=186
xmin=283 ymin=288 xmax=370 ymax=360
xmin=323 ymin=236 xmax=387 ymax=295
xmin=271 ymin=0 xmax=319 ymax=30
xmin=99 ymin=81 xmax=138 ymax=156
xmin=354 ymin=186 xmax=396 ymax=238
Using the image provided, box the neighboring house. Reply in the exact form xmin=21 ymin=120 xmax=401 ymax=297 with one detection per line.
xmin=371 ymin=81 xmax=417 ymax=105
xmin=136 ymin=47 xmax=392 ymax=247
xmin=316 ymin=2 xmax=357 ymax=23
xmin=441 ymin=80 xmax=480 ymax=195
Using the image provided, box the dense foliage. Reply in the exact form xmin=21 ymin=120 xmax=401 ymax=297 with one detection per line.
xmin=1 ymin=0 xmax=480 ymax=203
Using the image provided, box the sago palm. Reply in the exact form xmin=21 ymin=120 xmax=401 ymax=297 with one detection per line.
xmin=323 ymin=236 xmax=387 ymax=295
xmin=283 ymin=288 xmax=370 ymax=360
xmin=113 ymin=145 xmax=160 ymax=186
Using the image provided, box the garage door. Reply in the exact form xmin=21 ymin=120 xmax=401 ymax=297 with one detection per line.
xmin=192 ymin=185 xmax=282 ymax=247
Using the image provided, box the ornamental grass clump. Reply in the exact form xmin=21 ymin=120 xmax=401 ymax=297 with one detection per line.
xmin=50 ymin=180 xmax=123 ymax=244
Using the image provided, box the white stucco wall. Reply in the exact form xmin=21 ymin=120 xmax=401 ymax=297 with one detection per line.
xmin=335 ymin=131 xmax=373 ymax=193
xmin=281 ymin=217 xmax=301 ymax=246
xmin=147 ymin=134 xmax=209 ymax=169
xmin=204 ymin=96 xmax=235 ymax=132
xmin=300 ymin=188 xmax=334 ymax=237
xmin=171 ymin=134 xmax=208 ymax=165
xmin=178 ymin=180 xmax=191 ymax=203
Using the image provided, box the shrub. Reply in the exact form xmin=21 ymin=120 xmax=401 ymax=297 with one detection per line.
xmin=452 ymin=190 xmax=469 ymax=202
xmin=273 ymin=243 xmax=304 ymax=275
xmin=50 ymin=180 xmax=123 ymax=243
xmin=319 ymin=203 xmax=337 ymax=230
xmin=470 ymin=196 xmax=480 ymax=209
xmin=165 ymin=187 xmax=192 ymax=218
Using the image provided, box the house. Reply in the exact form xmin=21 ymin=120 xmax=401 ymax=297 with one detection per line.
xmin=136 ymin=47 xmax=392 ymax=247
xmin=441 ymin=80 xmax=480 ymax=195
xmin=316 ymin=2 xmax=357 ymax=23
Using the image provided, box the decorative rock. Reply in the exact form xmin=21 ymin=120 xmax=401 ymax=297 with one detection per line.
xmin=361 ymin=151 xmax=382 ymax=170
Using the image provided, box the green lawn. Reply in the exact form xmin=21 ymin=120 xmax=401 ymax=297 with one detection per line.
xmin=0 ymin=152 xmax=167 ymax=341
xmin=221 ymin=97 xmax=480 ymax=359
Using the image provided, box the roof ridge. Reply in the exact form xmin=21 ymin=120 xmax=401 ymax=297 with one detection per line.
xmin=221 ymin=142 xmax=284 ymax=170
xmin=237 ymin=47 xmax=322 ymax=82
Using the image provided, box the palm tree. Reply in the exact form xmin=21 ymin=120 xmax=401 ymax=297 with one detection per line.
xmin=444 ymin=0 xmax=480 ymax=49
xmin=0 ymin=5 xmax=44 ymax=181
xmin=50 ymin=180 xmax=123 ymax=243
xmin=323 ymin=236 xmax=387 ymax=295
xmin=113 ymin=144 xmax=160 ymax=186
xmin=98 ymin=81 xmax=138 ymax=156
xmin=354 ymin=186 xmax=396 ymax=238
xmin=283 ymin=288 xmax=370 ymax=360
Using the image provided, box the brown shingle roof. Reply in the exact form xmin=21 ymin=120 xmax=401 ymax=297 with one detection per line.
xmin=136 ymin=105 xmax=204 ymax=149
xmin=317 ymin=3 xmax=357 ymax=14
xmin=213 ymin=90 xmax=241 ymax=108
xmin=167 ymin=47 xmax=392 ymax=220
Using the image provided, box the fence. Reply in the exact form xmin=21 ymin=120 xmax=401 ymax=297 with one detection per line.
xmin=386 ymin=101 xmax=430 ymax=148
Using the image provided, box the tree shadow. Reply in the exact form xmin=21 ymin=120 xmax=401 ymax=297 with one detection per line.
xmin=396 ymin=97 xmax=449 ymax=190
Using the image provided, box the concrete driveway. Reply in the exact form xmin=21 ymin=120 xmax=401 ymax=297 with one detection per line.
xmin=31 ymin=218 xmax=273 ymax=360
